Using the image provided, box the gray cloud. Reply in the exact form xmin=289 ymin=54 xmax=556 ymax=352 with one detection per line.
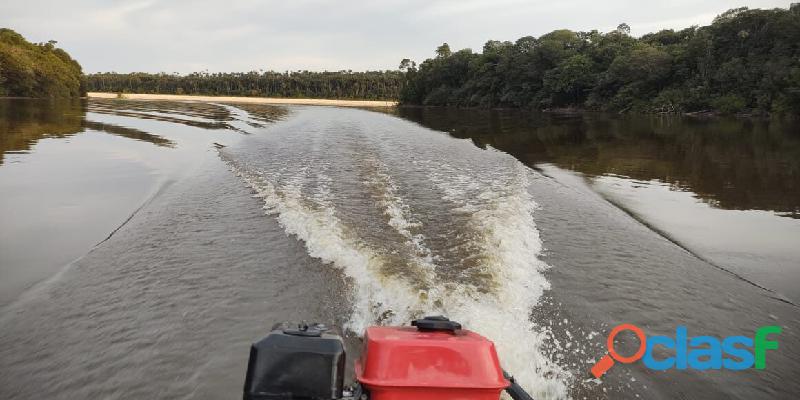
xmin=1 ymin=0 xmax=793 ymax=73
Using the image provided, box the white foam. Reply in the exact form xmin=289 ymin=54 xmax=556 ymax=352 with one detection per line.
xmin=363 ymin=156 xmax=434 ymax=264
xmin=225 ymin=157 xmax=427 ymax=330
xmin=423 ymin=160 xmax=571 ymax=399
xmin=221 ymin=135 xmax=571 ymax=399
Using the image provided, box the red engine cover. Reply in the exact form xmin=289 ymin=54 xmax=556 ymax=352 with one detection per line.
xmin=354 ymin=326 xmax=509 ymax=400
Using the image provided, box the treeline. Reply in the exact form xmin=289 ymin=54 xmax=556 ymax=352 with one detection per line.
xmin=399 ymin=5 xmax=800 ymax=114
xmin=0 ymin=29 xmax=85 ymax=98
xmin=86 ymin=71 xmax=403 ymax=100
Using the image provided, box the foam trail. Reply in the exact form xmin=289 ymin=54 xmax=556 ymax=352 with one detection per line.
xmin=220 ymin=109 xmax=571 ymax=399
xmin=221 ymin=154 xmax=428 ymax=330
xmin=424 ymin=159 xmax=570 ymax=399
xmin=362 ymin=156 xmax=435 ymax=266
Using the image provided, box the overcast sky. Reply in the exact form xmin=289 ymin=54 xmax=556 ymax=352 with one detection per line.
xmin=1 ymin=0 xmax=794 ymax=73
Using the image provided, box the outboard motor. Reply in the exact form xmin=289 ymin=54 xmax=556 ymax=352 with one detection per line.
xmin=244 ymin=317 xmax=533 ymax=400
xmin=243 ymin=322 xmax=345 ymax=400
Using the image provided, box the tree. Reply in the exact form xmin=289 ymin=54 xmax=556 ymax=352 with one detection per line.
xmin=435 ymin=43 xmax=452 ymax=58
xmin=0 ymin=29 xmax=84 ymax=98
xmin=543 ymin=54 xmax=595 ymax=105
xmin=400 ymin=4 xmax=800 ymax=114
xmin=399 ymin=58 xmax=416 ymax=72
xmin=86 ymin=70 xmax=404 ymax=100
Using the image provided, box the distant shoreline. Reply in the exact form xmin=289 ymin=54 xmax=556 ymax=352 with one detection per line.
xmin=87 ymin=92 xmax=398 ymax=107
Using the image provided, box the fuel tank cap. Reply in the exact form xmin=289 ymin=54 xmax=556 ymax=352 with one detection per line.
xmin=275 ymin=322 xmax=329 ymax=337
xmin=411 ymin=315 xmax=462 ymax=332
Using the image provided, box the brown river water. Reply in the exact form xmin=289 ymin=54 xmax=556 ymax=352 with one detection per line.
xmin=0 ymin=99 xmax=798 ymax=399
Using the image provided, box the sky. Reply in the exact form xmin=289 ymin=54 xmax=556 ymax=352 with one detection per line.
xmin=1 ymin=0 xmax=794 ymax=73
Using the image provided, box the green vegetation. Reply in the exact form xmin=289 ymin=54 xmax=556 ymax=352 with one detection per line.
xmin=7 ymin=5 xmax=794 ymax=113
xmin=0 ymin=29 xmax=85 ymax=98
xmin=399 ymin=5 xmax=800 ymax=114
xmin=86 ymin=71 xmax=403 ymax=100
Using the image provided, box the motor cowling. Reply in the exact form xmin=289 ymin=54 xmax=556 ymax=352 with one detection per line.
xmin=243 ymin=322 xmax=345 ymax=400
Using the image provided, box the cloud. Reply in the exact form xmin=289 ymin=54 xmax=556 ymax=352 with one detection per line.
xmin=86 ymin=1 xmax=156 ymax=30
xmin=630 ymin=12 xmax=722 ymax=36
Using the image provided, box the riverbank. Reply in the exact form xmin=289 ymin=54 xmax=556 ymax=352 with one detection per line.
xmin=87 ymin=92 xmax=397 ymax=107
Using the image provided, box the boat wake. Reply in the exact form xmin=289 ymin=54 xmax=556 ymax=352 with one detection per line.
xmin=220 ymin=107 xmax=571 ymax=398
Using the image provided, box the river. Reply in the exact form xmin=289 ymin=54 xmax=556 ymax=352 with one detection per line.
xmin=0 ymin=99 xmax=798 ymax=399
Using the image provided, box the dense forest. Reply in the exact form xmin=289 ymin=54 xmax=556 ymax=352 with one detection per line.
xmin=86 ymin=71 xmax=403 ymax=100
xmin=399 ymin=5 xmax=800 ymax=114
xmin=5 ymin=5 xmax=798 ymax=114
xmin=0 ymin=29 xmax=85 ymax=98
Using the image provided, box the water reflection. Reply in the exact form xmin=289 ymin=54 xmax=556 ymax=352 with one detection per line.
xmin=396 ymin=108 xmax=800 ymax=218
xmin=0 ymin=99 xmax=182 ymax=165
xmin=87 ymin=99 xmax=287 ymax=132
xmin=0 ymin=98 xmax=288 ymax=306
xmin=83 ymin=120 xmax=176 ymax=148
xmin=0 ymin=99 xmax=85 ymax=165
xmin=229 ymin=103 xmax=291 ymax=125
xmin=0 ymin=99 xmax=291 ymax=167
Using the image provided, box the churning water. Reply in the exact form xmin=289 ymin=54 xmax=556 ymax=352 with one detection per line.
xmin=219 ymin=107 xmax=569 ymax=397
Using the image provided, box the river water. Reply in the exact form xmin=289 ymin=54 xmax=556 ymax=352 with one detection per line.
xmin=0 ymin=99 xmax=798 ymax=399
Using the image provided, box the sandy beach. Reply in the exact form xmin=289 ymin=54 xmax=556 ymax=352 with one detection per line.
xmin=87 ymin=92 xmax=398 ymax=107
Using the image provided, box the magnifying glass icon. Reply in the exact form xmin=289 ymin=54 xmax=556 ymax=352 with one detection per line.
xmin=591 ymin=323 xmax=647 ymax=379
